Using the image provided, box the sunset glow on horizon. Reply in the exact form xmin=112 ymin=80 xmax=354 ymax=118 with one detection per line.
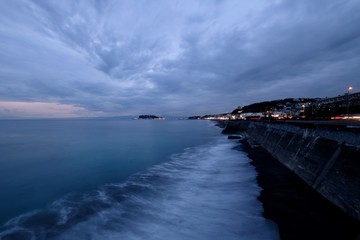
xmin=0 ymin=101 xmax=103 ymax=119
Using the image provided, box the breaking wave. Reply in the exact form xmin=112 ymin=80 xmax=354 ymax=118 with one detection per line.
xmin=0 ymin=138 xmax=279 ymax=240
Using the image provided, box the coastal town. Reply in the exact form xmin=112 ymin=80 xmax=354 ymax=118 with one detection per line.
xmin=193 ymin=87 xmax=360 ymax=122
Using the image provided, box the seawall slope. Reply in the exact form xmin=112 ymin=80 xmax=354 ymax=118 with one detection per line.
xmin=224 ymin=120 xmax=360 ymax=221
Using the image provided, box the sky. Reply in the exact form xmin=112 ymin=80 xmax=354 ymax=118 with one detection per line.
xmin=0 ymin=0 xmax=359 ymax=118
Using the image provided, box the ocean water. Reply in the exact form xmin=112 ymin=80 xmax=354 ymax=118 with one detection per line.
xmin=0 ymin=119 xmax=279 ymax=240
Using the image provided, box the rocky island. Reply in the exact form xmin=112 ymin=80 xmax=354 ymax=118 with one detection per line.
xmin=137 ymin=115 xmax=165 ymax=120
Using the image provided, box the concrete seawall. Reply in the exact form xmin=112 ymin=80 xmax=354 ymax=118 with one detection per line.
xmin=223 ymin=120 xmax=360 ymax=221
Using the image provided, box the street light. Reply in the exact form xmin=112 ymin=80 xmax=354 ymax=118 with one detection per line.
xmin=346 ymin=86 xmax=353 ymax=119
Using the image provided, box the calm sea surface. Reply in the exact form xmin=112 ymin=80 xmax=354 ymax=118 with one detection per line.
xmin=0 ymin=119 xmax=279 ymax=239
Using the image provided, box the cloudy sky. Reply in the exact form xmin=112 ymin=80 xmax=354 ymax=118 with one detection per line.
xmin=0 ymin=0 xmax=359 ymax=118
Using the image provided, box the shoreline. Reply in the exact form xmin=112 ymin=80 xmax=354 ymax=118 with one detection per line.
xmin=234 ymin=139 xmax=360 ymax=240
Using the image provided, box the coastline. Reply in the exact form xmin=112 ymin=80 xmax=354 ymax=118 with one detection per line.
xmin=235 ymin=139 xmax=360 ymax=240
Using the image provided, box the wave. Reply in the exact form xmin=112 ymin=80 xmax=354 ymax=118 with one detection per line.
xmin=0 ymin=138 xmax=279 ymax=240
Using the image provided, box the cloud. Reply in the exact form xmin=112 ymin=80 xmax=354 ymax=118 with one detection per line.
xmin=0 ymin=0 xmax=359 ymax=117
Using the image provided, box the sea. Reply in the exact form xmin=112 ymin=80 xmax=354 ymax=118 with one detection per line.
xmin=0 ymin=119 xmax=279 ymax=240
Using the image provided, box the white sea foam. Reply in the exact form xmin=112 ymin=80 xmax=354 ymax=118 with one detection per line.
xmin=0 ymin=138 xmax=279 ymax=240
xmin=56 ymin=139 xmax=279 ymax=240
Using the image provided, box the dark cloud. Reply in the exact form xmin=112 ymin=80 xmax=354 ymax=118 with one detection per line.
xmin=0 ymin=0 xmax=359 ymax=117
